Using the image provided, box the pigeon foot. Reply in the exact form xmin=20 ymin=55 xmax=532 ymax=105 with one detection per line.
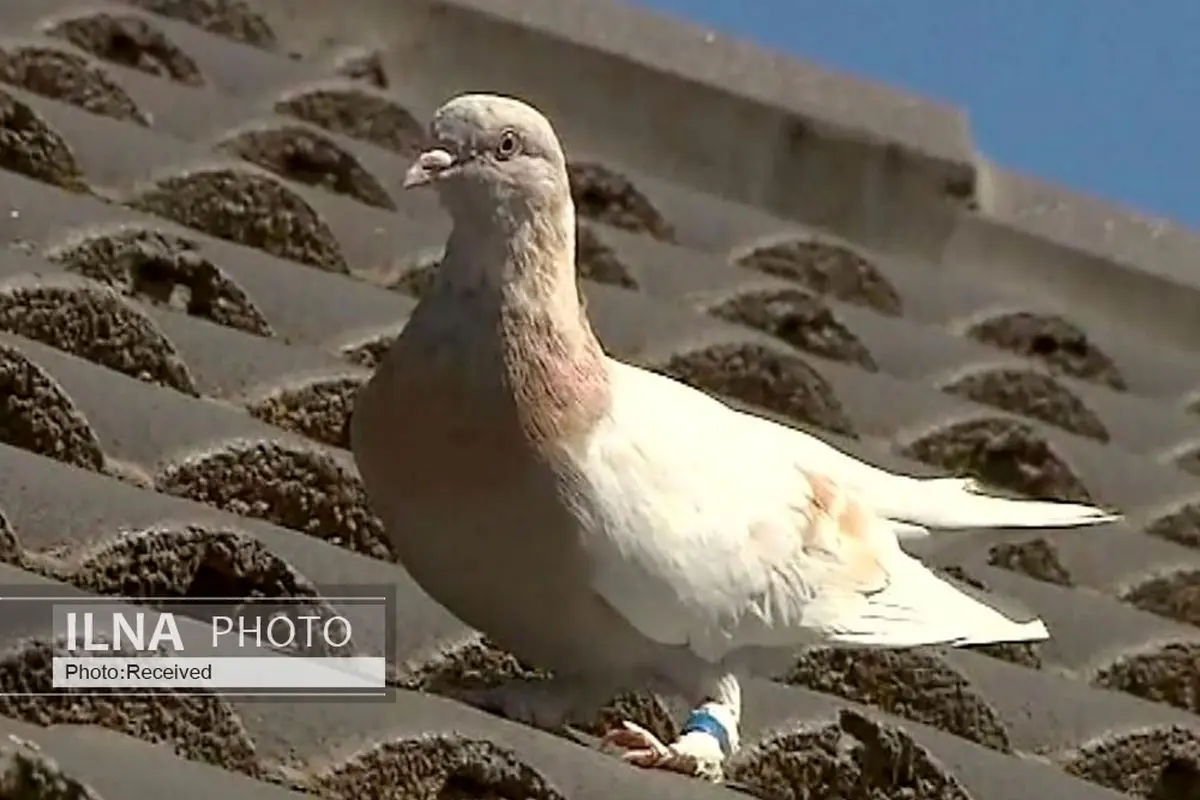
xmin=602 ymin=719 xmax=726 ymax=782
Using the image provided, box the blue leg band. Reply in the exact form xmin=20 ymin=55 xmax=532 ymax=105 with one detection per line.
xmin=680 ymin=707 xmax=731 ymax=757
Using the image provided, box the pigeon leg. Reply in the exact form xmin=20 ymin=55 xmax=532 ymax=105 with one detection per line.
xmin=603 ymin=673 xmax=741 ymax=783
xmin=444 ymin=677 xmax=604 ymax=733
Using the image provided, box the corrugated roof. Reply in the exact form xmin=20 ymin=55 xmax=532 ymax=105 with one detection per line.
xmin=0 ymin=1 xmax=1196 ymax=798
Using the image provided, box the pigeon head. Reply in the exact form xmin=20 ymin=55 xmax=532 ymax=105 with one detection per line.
xmin=404 ymin=93 xmax=570 ymax=218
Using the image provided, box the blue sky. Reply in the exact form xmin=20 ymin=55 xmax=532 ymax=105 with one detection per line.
xmin=637 ymin=2 xmax=1199 ymax=229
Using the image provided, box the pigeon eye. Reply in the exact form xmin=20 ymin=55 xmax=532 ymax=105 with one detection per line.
xmin=495 ymin=129 xmax=521 ymax=160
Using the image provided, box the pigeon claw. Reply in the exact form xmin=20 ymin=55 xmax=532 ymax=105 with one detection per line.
xmin=602 ymin=720 xmax=725 ymax=782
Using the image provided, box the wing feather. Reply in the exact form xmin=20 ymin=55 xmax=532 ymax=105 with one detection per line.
xmin=567 ymin=360 xmax=1047 ymax=662
xmin=566 ymin=360 xmax=900 ymax=661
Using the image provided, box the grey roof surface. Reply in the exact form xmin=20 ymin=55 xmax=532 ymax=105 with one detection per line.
xmin=0 ymin=1 xmax=1197 ymax=798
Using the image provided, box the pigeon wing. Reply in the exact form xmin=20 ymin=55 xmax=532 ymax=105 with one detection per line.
xmin=566 ymin=360 xmax=1047 ymax=663
xmin=567 ymin=360 xmax=891 ymax=662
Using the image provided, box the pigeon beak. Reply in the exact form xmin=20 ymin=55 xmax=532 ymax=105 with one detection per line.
xmin=403 ymin=148 xmax=456 ymax=189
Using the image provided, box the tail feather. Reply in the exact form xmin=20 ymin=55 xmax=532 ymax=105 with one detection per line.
xmin=757 ymin=415 xmax=1121 ymax=531
xmin=824 ymin=555 xmax=1050 ymax=648
xmin=890 ymin=520 xmax=931 ymax=540
xmin=876 ymin=477 xmax=1120 ymax=530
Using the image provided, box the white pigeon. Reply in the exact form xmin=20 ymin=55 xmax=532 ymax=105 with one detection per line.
xmin=351 ymin=93 xmax=1120 ymax=783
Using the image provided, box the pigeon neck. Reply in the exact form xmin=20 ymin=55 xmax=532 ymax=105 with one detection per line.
xmin=439 ymin=197 xmax=592 ymax=343
xmin=415 ymin=197 xmax=609 ymax=446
